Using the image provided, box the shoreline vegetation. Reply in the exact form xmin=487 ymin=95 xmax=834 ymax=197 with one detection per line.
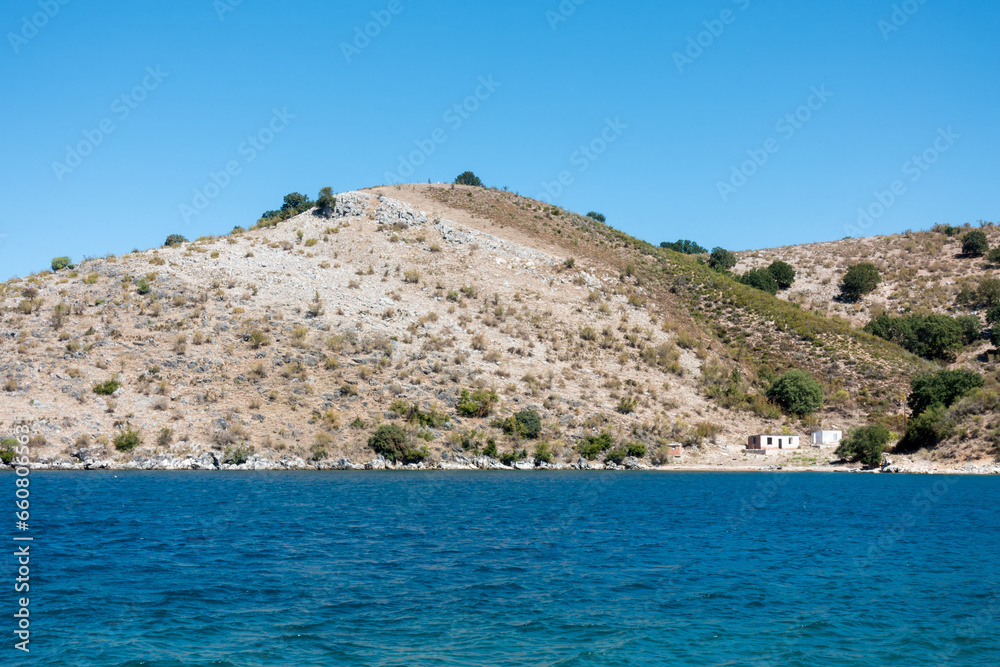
xmin=4 ymin=455 xmax=998 ymax=475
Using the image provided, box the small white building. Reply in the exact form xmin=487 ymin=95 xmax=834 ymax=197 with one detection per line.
xmin=747 ymin=434 xmax=800 ymax=456
xmin=811 ymin=430 xmax=843 ymax=446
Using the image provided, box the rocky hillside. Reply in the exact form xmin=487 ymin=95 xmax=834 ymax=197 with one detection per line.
xmin=0 ymin=184 xmax=994 ymax=470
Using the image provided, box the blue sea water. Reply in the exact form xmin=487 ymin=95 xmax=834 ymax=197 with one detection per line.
xmin=6 ymin=471 xmax=1000 ymax=666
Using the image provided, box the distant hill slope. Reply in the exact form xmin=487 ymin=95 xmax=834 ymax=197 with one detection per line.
xmin=0 ymin=184 xmax=994 ymax=469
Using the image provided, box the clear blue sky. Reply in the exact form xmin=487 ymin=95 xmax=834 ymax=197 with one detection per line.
xmin=2 ymin=0 xmax=998 ymax=279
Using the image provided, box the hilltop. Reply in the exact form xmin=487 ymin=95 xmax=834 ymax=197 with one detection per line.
xmin=0 ymin=183 xmax=996 ymax=472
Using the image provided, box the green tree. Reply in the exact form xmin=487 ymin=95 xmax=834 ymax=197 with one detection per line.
xmin=282 ymin=192 xmax=312 ymax=211
xmin=898 ymin=403 xmax=948 ymax=452
xmin=368 ymin=424 xmax=409 ymax=461
xmin=956 ymin=315 xmax=983 ymax=345
xmin=512 ymin=409 xmax=542 ymax=438
xmin=164 ymin=234 xmax=187 ymax=247
xmin=767 ymin=260 xmax=796 ymax=290
xmin=987 ymin=304 xmax=1000 ymax=327
xmin=977 ymin=278 xmax=1000 ymax=307
xmin=454 ymin=171 xmax=483 ymax=187
xmin=738 ymin=268 xmax=779 ymax=295
xmin=907 ymin=369 xmax=985 ymax=416
xmin=835 ymin=424 xmax=892 ymax=467
xmin=766 ymin=370 xmax=823 ymax=415
xmin=51 ymin=256 xmax=72 ymax=271
xmin=660 ymin=240 xmax=707 ymax=254
xmin=839 ymin=263 xmax=881 ymax=301
xmin=315 ymin=186 xmax=336 ymax=218
xmin=586 ymin=212 xmax=606 ymax=223
xmin=987 ymin=247 xmax=1000 ymax=264
xmin=961 ymin=229 xmax=989 ymax=256
xmin=864 ymin=314 xmax=965 ymax=360
xmin=708 ymin=247 xmax=737 ymax=272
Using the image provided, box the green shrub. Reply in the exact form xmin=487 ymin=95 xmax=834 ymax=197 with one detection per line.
xmin=586 ymin=212 xmax=606 ymax=223
xmin=863 ymin=314 xmax=965 ymax=360
xmin=738 ymin=268 xmax=779 ymax=295
xmin=500 ymin=409 xmax=542 ymax=438
xmin=708 ymin=247 xmax=736 ymax=272
xmin=961 ymin=230 xmax=989 ymax=256
xmin=907 ymin=369 xmax=985 ymax=416
xmin=315 ymin=186 xmax=337 ymax=218
xmin=987 ymin=247 xmax=1000 ymax=264
xmin=223 ymin=443 xmax=255 ymax=465
xmin=391 ymin=400 xmax=449 ymax=428
xmin=835 ymin=424 xmax=892 ymax=467
xmin=534 ymin=441 xmax=554 ymax=464
xmin=454 ymin=171 xmax=483 ymax=187
xmin=368 ymin=424 xmax=428 ymax=463
xmin=255 ymin=192 xmax=315 ymax=228
xmin=767 ymin=260 xmax=796 ymax=290
xmin=577 ymin=432 xmax=614 ymax=460
xmin=898 ymin=403 xmax=948 ymax=452
xmin=0 ymin=438 xmax=17 ymax=464
xmin=457 ymin=388 xmax=498 ymax=418
xmin=499 ymin=448 xmax=527 ymax=465
xmin=626 ymin=442 xmax=647 ymax=458
xmin=987 ymin=304 xmax=1000 ymax=327
xmin=136 ymin=279 xmax=151 ymax=295
xmin=368 ymin=424 xmax=408 ymax=461
xmin=605 ymin=448 xmax=627 ymax=465
xmin=483 ymin=439 xmax=499 ymax=459
xmin=766 ymin=370 xmax=823 ymax=416
xmin=51 ymin=256 xmax=72 ymax=271
xmin=93 ymin=378 xmax=121 ymax=395
xmin=113 ymin=427 xmax=142 ymax=452
xmin=840 ymin=263 xmax=881 ymax=301
xmin=660 ymin=240 xmax=707 ymax=255
xmin=956 ymin=315 xmax=983 ymax=345
xmin=164 ymin=234 xmax=187 ymax=247
xmin=616 ymin=396 xmax=639 ymax=414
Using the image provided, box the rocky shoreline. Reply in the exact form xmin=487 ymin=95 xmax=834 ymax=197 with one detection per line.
xmin=8 ymin=452 xmax=1000 ymax=475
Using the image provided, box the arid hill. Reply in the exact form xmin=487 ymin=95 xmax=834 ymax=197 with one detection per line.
xmin=0 ymin=184 xmax=995 ymax=471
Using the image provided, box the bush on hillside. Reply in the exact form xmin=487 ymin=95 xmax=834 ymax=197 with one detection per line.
xmin=315 ymin=186 xmax=337 ymax=219
xmin=51 ymin=256 xmax=72 ymax=271
xmin=988 ymin=247 xmax=1000 ymax=264
xmin=839 ymin=263 xmax=881 ymax=302
xmin=368 ymin=424 xmax=408 ymax=461
xmin=766 ymin=370 xmax=823 ymax=415
xmin=738 ymin=268 xmax=779 ymax=295
xmin=961 ymin=230 xmax=989 ymax=256
xmin=164 ymin=234 xmax=187 ymax=247
xmin=586 ymin=212 xmax=606 ymax=223
xmin=457 ymin=388 xmax=498 ymax=418
xmin=906 ymin=369 xmax=985 ymax=416
xmin=93 ymin=378 xmax=121 ymax=395
xmin=835 ymin=424 xmax=892 ymax=467
xmin=660 ymin=239 xmax=707 ymax=255
xmin=956 ymin=315 xmax=983 ymax=345
xmin=863 ymin=314 xmax=966 ymax=360
xmin=113 ymin=427 xmax=142 ymax=452
xmin=256 ymin=192 xmax=315 ymax=227
xmin=708 ymin=247 xmax=736 ymax=272
xmin=499 ymin=409 xmax=542 ymax=439
xmin=454 ymin=171 xmax=483 ymax=187
xmin=577 ymin=432 xmax=614 ymax=460
xmin=767 ymin=260 xmax=796 ymax=290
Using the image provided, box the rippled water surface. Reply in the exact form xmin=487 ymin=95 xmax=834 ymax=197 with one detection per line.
xmin=9 ymin=471 xmax=1000 ymax=666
